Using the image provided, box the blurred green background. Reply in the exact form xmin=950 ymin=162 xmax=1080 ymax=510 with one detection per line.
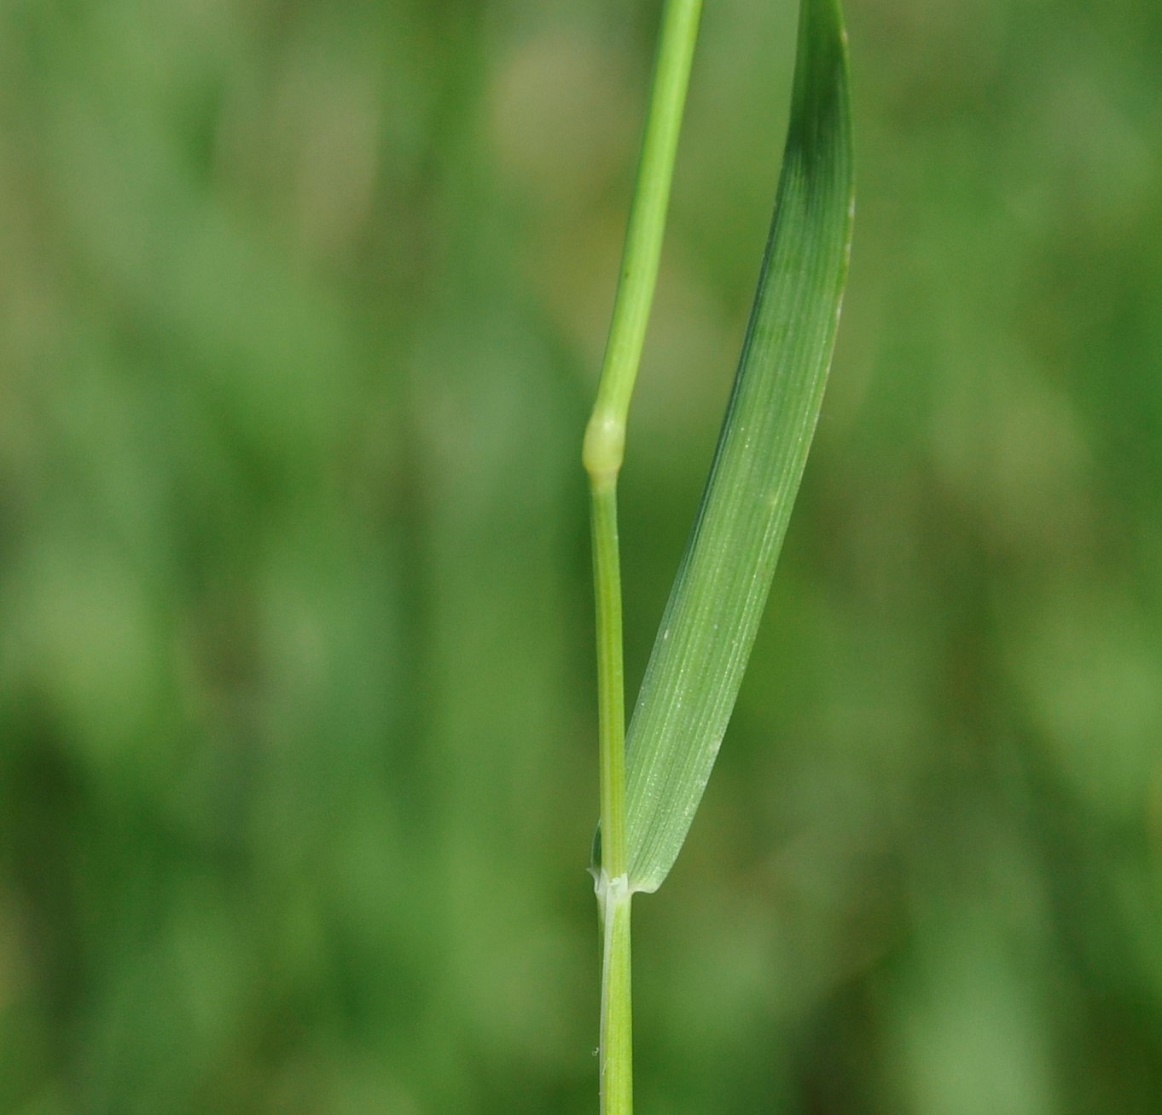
xmin=2 ymin=0 xmax=1161 ymax=1111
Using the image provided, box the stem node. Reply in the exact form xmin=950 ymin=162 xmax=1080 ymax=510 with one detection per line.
xmin=582 ymin=411 xmax=626 ymax=485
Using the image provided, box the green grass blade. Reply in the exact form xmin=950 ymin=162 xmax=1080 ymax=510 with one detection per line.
xmin=624 ymin=0 xmax=854 ymax=893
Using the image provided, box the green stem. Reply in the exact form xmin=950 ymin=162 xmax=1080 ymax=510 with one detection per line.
xmin=584 ymin=2 xmax=703 ymax=1112
xmin=591 ymin=479 xmax=628 ymax=883
xmin=599 ymin=876 xmax=633 ymax=1111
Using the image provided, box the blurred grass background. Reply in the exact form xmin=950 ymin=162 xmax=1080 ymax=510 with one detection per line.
xmin=1 ymin=0 xmax=1161 ymax=1111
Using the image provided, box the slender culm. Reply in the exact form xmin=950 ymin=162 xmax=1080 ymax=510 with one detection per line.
xmin=584 ymin=1 xmax=853 ymax=1108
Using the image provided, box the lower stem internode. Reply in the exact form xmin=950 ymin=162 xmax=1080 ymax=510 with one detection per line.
xmin=598 ymin=874 xmax=633 ymax=1115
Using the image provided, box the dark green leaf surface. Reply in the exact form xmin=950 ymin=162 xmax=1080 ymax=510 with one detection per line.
xmin=624 ymin=0 xmax=854 ymax=892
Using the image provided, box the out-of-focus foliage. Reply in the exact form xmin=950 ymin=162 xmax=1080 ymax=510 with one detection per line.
xmin=1 ymin=0 xmax=1160 ymax=1111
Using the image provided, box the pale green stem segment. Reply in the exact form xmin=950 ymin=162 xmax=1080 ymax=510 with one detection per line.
xmin=598 ymin=877 xmax=632 ymax=1113
xmin=583 ymin=3 xmax=704 ymax=1114
xmin=582 ymin=0 xmax=703 ymax=489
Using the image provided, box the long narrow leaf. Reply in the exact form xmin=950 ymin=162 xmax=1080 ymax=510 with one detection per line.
xmin=624 ymin=0 xmax=854 ymax=893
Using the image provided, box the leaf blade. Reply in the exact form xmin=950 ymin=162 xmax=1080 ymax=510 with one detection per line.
xmin=624 ymin=0 xmax=855 ymax=892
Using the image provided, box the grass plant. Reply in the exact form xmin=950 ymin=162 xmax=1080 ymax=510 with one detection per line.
xmin=6 ymin=1 xmax=1162 ymax=1110
xmin=584 ymin=0 xmax=854 ymax=1109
